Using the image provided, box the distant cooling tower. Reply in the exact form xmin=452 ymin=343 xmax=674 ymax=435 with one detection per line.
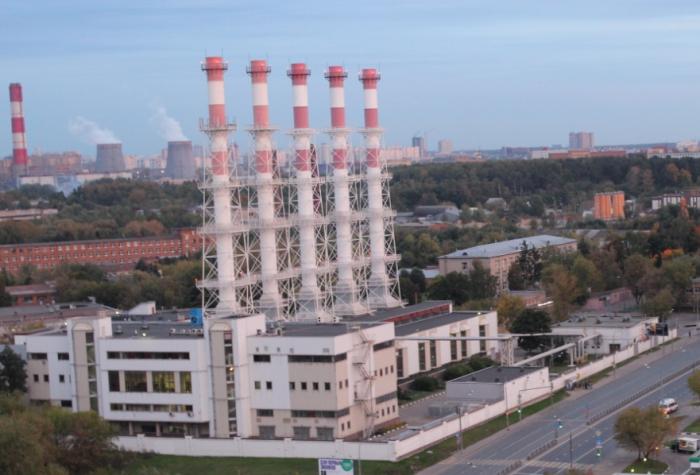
xmin=165 ymin=140 xmax=195 ymax=179
xmin=95 ymin=143 xmax=125 ymax=173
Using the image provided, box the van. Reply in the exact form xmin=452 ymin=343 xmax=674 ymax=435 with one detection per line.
xmin=659 ymin=398 xmax=678 ymax=415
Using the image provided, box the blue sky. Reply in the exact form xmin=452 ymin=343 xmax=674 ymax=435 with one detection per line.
xmin=1 ymin=0 xmax=699 ymax=156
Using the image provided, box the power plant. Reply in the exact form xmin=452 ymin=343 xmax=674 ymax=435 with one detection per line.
xmin=95 ymin=142 xmax=125 ymax=173
xmin=199 ymin=56 xmax=401 ymax=322
xmin=8 ymin=83 xmax=28 ymax=177
xmin=165 ymin=140 xmax=195 ymax=179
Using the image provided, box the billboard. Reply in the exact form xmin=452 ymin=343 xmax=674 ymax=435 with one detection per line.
xmin=318 ymin=458 xmax=354 ymax=475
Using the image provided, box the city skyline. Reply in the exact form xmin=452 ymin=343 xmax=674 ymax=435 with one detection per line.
xmin=1 ymin=0 xmax=700 ymax=156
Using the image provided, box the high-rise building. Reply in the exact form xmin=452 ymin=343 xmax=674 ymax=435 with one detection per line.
xmin=569 ymin=132 xmax=594 ymax=150
xmin=412 ymin=135 xmax=426 ymax=159
xmin=438 ymin=139 xmax=453 ymax=155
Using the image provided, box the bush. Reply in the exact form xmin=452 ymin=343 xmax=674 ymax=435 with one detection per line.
xmin=468 ymin=355 xmax=494 ymax=371
xmin=443 ymin=364 xmax=473 ymax=381
xmin=410 ymin=376 xmax=440 ymax=392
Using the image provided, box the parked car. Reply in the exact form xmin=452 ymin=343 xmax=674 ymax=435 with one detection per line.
xmin=658 ymin=398 xmax=678 ymax=415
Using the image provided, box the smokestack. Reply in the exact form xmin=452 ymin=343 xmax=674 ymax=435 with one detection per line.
xmin=95 ymin=143 xmax=125 ymax=173
xmin=288 ymin=63 xmax=328 ymax=322
xmin=360 ymin=68 xmax=400 ymax=308
xmin=201 ymin=56 xmax=238 ymax=313
xmin=165 ymin=140 xmax=195 ymax=179
xmin=247 ymin=59 xmax=282 ymax=320
xmin=325 ymin=66 xmax=365 ymax=315
xmin=8 ymin=83 xmax=28 ymax=177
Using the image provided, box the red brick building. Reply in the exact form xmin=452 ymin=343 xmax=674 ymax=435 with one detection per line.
xmin=0 ymin=228 xmax=201 ymax=274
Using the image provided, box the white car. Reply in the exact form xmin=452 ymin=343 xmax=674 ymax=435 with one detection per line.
xmin=659 ymin=398 xmax=678 ymax=415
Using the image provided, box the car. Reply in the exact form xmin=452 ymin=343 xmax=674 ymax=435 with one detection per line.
xmin=659 ymin=398 xmax=678 ymax=415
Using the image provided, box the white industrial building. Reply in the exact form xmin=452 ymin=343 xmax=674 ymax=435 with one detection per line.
xmin=551 ymin=314 xmax=658 ymax=355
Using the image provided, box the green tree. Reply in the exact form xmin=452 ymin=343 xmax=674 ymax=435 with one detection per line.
xmin=641 ymin=287 xmax=675 ymax=320
xmin=399 ymin=271 xmax=420 ymax=305
xmin=614 ymin=406 xmax=678 ymax=460
xmin=0 ymin=346 xmax=27 ymax=393
xmin=510 ymin=309 xmax=551 ymax=353
xmin=688 ymin=370 xmax=700 ymax=401
xmin=542 ymin=264 xmax=580 ymax=321
xmin=496 ymin=294 xmax=525 ymax=330
xmin=624 ymin=254 xmax=653 ymax=304
xmin=427 ymin=272 xmax=471 ymax=305
xmin=662 ymin=256 xmax=695 ymax=303
xmin=572 ymin=255 xmax=603 ymax=296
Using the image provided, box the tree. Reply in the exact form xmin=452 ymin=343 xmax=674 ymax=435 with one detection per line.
xmin=614 ymin=406 xmax=678 ymax=460
xmin=427 ymin=272 xmax=471 ymax=305
xmin=508 ymin=242 xmax=542 ymax=290
xmin=465 ymin=262 xmax=497 ymax=300
xmin=510 ymin=308 xmax=551 ymax=353
xmin=571 ymin=255 xmax=603 ymax=297
xmin=399 ymin=272 xmax=419 ymax=305
xmin=623 ymin=254 xmax=653 ymax=304
xmin=496 ymin=294 xmax=525 ymax=330
xmin=0 ymin=346 xmax=27 ymax=393
xmin=688 ymin=370 xmax=700 ymax=401
xmin=662 ymin=256 xmax=695 ymax=304
xmin=641 ymin=287 xmax=675 ymax=320
xmin=542 ymin=264 xmax=580 ymax=321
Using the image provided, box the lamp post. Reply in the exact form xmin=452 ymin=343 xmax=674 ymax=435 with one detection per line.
xmin=455 ymin=405 xmax=463 ymax=451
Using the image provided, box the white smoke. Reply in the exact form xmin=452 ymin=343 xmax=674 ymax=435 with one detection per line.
xmin=150 ymin=105 xmax=188 ymax=141
xmin=68 ymin=116 xmax=120 ymax=144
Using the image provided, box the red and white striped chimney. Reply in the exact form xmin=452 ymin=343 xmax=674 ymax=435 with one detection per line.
xmin=325 ymin=66 xmax=363 ymax=315
xmin=360 ymin=68 xmax=397 ymax=307
xmin=247 ymin=60 xmax=281 ymax=319
xmin=8 ymin=83 xmax=28 ymax=176
xmin=201 ymin=56 xmax=238 ymax=312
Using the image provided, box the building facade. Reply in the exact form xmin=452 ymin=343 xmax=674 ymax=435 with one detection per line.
xmin=437 ymin=235 xmax=577 ymax=293
xmin=568 ymin=132 xmax=594 ymax=150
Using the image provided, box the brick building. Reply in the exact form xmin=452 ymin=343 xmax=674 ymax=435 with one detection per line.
xmin=0 ymin=228 xmax=201 ymax=274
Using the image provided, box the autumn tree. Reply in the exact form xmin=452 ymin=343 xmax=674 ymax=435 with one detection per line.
xmin=542 ymin=264 xmax=579 ymax=321
xmin=496 ymin=294 xmax=525 ymax=330
xmin=624 ymin=254 xmax=653 ymax=305
xmin=614 ymin=406 xmax=678 ymax=461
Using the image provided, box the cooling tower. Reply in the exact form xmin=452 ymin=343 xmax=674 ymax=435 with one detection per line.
xmin=95 ymin=143 xmax=125 ymax=173
xmin=165 ymin=140 xmax=195 ymax=179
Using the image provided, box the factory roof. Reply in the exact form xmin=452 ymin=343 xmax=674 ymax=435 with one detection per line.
xmin=274 ymin=322 xmax=385 ymax=338
xmin=394 ymin=311 xmax=491 ymax=337
xmin=440 ymin=235 xmax=576 ymax=259
xmin=343 ymin=301 xmax=453 ymax=324
xmin=450 ymin=366 xmax=541 ymax=384
xmin=553 ymin=314 xmax=653 ymax=329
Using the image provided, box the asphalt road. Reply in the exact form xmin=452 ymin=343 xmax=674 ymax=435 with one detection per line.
xmin=421 ymin=337 xmax=700 ymax=475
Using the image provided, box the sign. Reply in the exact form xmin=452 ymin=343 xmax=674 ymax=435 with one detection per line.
xmin=319 ymin=458 xmax=354 ymax=475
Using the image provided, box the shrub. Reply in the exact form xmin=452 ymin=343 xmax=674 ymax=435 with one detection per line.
xmin=443 ymin=364 xmax=473 ymax=381
xmin=410 ymin=376 xmax=440 ymax=392
xmin=468 ymin=355 xmax=494 ymax=371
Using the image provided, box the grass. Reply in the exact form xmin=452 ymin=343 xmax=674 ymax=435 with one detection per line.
xmin=117 ymin=391 xmax=568 ymax=475
xmin=622 ymin=458 xmax=668 ymax=474
xmin=685 ymin=417 xmax=700 ymax=433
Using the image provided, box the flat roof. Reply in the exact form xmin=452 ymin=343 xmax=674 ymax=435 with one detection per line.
xmin=555 ymin=315 xmax=652 ymax=329
xmin=111 ymin=321 xmax=204 ymax=339
xmin=451 ymin=366 xmax=541 ymax=384
xmin=394 ymin=311 xmax=488 ymax=337
xmin=273 ymin=322 xmax=383 ymax=338
xmin=440 ymin=235 xmax=576 ymax=259
xmin=343 ymin=301 xmax=453 ymax=324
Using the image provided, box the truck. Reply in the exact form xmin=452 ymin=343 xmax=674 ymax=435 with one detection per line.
xmin=677 ymin=436 xmax=700 ymax=453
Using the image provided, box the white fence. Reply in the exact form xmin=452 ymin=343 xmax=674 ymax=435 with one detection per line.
xmin=115 ymin=331 xmax=677 ymax=461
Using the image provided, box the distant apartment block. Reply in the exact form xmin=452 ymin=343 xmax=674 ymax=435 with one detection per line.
xmin=0 ymin=228 xmax=201 ymax=274
xmin=569 ymin=131 xmax=594 ymax=150
xmin=437 ymin=235 xmax=577 ymax=293
xmin=438 ymin=139 xmax=453 ymax=155
xmin=593 ymin=191 xmax=625 ymax=221
xmin=651 ymin=192 xmax=700 ymax=211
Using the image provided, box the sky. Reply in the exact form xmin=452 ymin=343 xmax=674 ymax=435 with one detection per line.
xmin=1 ymin=0 xmax=699 ymax=157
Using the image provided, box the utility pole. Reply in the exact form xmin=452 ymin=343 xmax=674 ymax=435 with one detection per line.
xmin=569 ymin=432 xmax=573 ymax=469
xmin=455 ymin=405 xmax=463 ymax=451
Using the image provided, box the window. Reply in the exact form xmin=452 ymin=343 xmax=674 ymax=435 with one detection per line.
xmin=259 ymin=426 xmax=276 ymax=439
xmin=43 ymin=375 xmax=49 ymax=382
xmin=373 ymin=341 xmax=394 ymax=351
xmin=107 ymin=351 xmax=189 ymax=360
xmin=256 ymin=409 xmax=274 ymax=417
xmin=429 ymin=341 xmax=437 ymax=368
xmin=450 ymin=333 xmax=458 ymax=361
xmin=312 ymin=382 xmax=319 ymax=391
xmin=266 ymin=381 xmax=272 ymax=390
xmin=33 ymin=374 xmax=38 ymax=383
xmin=60 ymin=400 xmax=72 ymax=408
xmin=108 ymin=371 xmax=120 ymax=392
xmin=59 ymin=374 xmax=65 ymax=383
xmin=317 ymin=427 xmax=334 ymax=441
xmin=29 ymin=353 xmax=48 ymax=360
xmin=152 ymin=372 xmax=176 ymax=393
xmin=396 ymin=349 xmax=404 ymax=378
xmin=289 ymin=381 xmax=296 ymax=390
xmin=479 ymin=325 xmax=487 ymax=352
xmin=324 ymin=382 xmax=331 ymax=391
xmin=179 ymin=372 xmax=192 ymax=393
xmin=253 ymin=354 xmax=271 ymax=362
xmin=57 ymin=353 xmax=69 ymax=361
xmin=254 ymin=381 xmax=261 ymax=390
xmin=124 ymin=371 xmax=147 ymax=392
xmin=301 ymin=382 xmax=307 ymax=390
xmin=293 ymin=426 xmax=311 ymax=440
xmin=418 ymin=343 xmax=426 ymax=371
xmin=460 ymin=330 xmax=467 ymax=357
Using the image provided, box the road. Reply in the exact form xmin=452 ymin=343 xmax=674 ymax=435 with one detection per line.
xmin=420 ymin=336 xmax=700 ymax=475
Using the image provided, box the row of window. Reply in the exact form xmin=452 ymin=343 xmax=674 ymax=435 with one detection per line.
xmin=254 ymin=380 xmax=348 ymax=392
xmin=28 ymin=352 xmax=69 ymax=361
xmin=253 ymin=354 xmax=348 ymax=364
xmin=108 ymin=371 xmax=192 ymax=394
xmin=258 ymin=425 xmax=335 ymax=441
xmin=110 ymin=403 xmax=194 ymax=413
xmin=107 ymin=351 xmax=189 ymax=360
xmin=32 ymin=373 xmax=68 ymax=384
xmin=373 ymin=365 xmax=394 ymax=378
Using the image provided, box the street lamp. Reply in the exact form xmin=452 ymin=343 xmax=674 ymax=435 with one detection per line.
xmin=455 ymin=405 xmax=463 ymax=451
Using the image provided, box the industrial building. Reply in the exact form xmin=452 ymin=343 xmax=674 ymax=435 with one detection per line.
xmin=438 ymin=235 xmax=577 ymax=293
xmin=551 ymin=313 xmax=658 ymax=355
xmin=593 ymin=191 xmax=625 ymax=221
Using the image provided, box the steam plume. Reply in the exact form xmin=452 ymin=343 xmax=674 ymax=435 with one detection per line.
xmin=68 ymin=116 xmax=120 ymax=144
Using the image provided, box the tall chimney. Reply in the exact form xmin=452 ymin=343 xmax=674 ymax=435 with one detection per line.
xmin=288 ymin=63 xmax=328 ymax=322
xmin=201 ymin=56 xmax=238 ymax=313
xmin=360 ymin=68 xmax=400 ymax=308
xmin=247 ymin=60 xmax=282 ymax=320
xmin=8 ymin=83 xmax=28 ymax=177
xmin=325 ymin=66 xmax=365 ymax=315
xmin=165 ymin=140 xmax=195 ymax=179
xmin=95 ymin=143 xmax=125 ymax=173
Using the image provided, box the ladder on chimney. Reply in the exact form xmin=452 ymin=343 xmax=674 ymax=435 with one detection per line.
xmin=353 ymin=327 xmax=376 ymax=437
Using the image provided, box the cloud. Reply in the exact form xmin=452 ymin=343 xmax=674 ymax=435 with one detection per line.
xmin=150 ymin=104 xmax=188 ymax=142
xmin=68 ymin=116 xmax=119 ymax=144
